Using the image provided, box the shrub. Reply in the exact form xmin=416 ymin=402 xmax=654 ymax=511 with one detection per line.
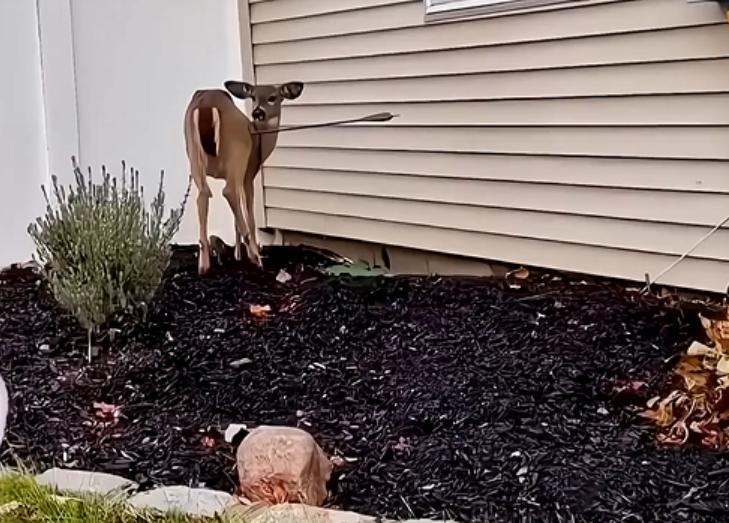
xmin=28 ymin=157 xmax=189 ymax=360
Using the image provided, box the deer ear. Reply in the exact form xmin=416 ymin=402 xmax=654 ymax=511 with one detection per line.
xmin=224 ymin=81 xmax=255 ymax=99
xmin=279 ymin=81 xmax=304 ymax=100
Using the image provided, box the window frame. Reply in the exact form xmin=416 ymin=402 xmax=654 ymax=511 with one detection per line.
xmin=424 ymin=0 xmax=584 ymax=22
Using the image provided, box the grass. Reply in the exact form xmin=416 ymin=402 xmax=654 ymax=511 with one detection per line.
xmin=0 ymin=469 xmax=238 ymax=523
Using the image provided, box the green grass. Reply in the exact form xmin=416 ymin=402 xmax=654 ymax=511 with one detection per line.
xmin=0 ymin=469 xmax=238 ymax=523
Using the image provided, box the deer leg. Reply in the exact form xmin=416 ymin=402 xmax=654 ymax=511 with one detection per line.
xmin=242 ymin=175 xmax=262 ymax=269
xmin=196 ymin=189 xmax=212 ymax=275
xmin=222 ymin=179 xmax=249 ymax=265
xmin=233 ymin=222 xmax=242 ymax=261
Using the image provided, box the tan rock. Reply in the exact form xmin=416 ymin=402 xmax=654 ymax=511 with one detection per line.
xmin=225 ymin=501 xmax=376 ymax=523
xmin=236 ymin=425 xmax=333 ymax=506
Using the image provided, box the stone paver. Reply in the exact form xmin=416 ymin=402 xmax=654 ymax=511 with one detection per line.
xmin=224 ymin=501 xmax=459 ymax=523
xmin=226 ymin=502 xmax=375 ymax=523
xmin=128 ymin=485 xmax=231 ymax=517
xmin=35 ymin=468 xmax=137 ymax=496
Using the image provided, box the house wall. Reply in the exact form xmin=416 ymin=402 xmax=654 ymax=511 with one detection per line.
xmin=245 ymin=0 xmax=729 ymax=292
xmin=0 ymin=0 xmax=244 ymax=268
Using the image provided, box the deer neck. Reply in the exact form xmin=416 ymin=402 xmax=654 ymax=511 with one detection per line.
xmin=254 ymin=115 xmax=280 ymax=164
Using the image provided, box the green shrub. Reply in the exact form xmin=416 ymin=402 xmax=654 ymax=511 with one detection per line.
xmin=28 ymin=157 xmax=189 ymax=360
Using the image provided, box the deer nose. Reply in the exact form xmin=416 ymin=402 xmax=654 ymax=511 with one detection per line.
xmin=252 ymin=108 xmax=266 ymax=121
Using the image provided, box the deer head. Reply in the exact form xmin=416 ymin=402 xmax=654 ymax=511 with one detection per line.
xmin=223 ymin=81 xmax=304 ymax=125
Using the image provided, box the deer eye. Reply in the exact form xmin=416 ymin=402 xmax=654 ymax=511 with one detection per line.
xmin=267 ymin=95 xmax=277 ymax=103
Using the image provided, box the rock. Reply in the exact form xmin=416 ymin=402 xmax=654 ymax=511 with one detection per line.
xmin=35 ymin=468 xmax=137 ymax=496
xmin=225 ymin=423 xmax=249 ymax=444
xmin=395 ymin=520 xmax=459 ymax=523
xmin=236 ymin=425 xmax=332 ymax=506
xmin=128 ymin=486 xmax=231 ymax=517
xmin=223 ymin=502 xmax=460 ymax=523
xmin=276 ymin=269 xmax=292 ymax=284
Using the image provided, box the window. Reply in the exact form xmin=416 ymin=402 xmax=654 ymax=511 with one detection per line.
xmin=424 ymin=0 xmax=582 ymax=21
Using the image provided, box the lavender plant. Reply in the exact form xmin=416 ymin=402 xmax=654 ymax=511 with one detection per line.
xmin=28 ymin=157 xmax=189 ymax=361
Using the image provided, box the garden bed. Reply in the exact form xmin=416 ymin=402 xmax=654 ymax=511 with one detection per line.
xmin=1 ymin=245 xmax=728 ymax=522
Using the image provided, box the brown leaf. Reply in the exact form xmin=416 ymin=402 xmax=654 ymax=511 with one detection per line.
xmin=687 ymin=341 xmax=716 ymax=357
xmin=249 ymin=304 xmax=272 ymax=319
xmin=615 ymin=380 xmax=648 ymax=394
xmin=506 ymin=267 xmax=530 ymax=280
xmin=201 ymin=435 xmax=217 ymax=448
xmin=675 ymin=356 xmax=704 ymax=375
xmin=642 ymin=408 xmax=669 ymax=427
xmin=656 ymin=420 xmax=689 ymax=446
xmin=717 ymin=357 xmax=729 ymax=376
xmin=674 ymin=356 xmax=711 ymax=393
xmin=93 ymin=402 xmax=121 ymax=424
xmin=700 ymin=311 xmax=729 ymax=353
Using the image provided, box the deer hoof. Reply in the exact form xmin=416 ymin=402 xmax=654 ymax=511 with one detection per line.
xmin=248 ymin=251 xmax=263 ymax=269
xmin=198 ymin=249 xmax=211 ymax=275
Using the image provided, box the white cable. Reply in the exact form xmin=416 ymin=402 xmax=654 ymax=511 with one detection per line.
xmin=641 ymin=212 xmax=729 ymax=293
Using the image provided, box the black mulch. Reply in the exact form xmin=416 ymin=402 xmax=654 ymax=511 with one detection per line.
xmin=1 ymin=245 xmax=728 ymax=522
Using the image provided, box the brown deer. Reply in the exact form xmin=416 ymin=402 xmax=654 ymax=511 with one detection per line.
xmin=184 ymin=80 xmax=396 ymax=275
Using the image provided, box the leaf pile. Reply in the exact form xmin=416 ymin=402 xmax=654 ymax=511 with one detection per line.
xmin=643 ymin=307 xmax=729 ymax=449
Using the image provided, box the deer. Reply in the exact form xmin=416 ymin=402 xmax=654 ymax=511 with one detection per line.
xmin=184 ymin=80 xmax=396 ymax=275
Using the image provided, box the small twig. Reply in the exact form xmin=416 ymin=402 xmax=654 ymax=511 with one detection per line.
xmin=87 ymin=327 xmax=92 ymax=363
xmin=400 ymin=494 xmax=416 ymax=518
xmin=251 ymin=112 xmax=398 ymax=135
xmin=643 ymin=273 xmax=651 ymax=294
xmin=641 ymin=212 xmax=729 ymax=294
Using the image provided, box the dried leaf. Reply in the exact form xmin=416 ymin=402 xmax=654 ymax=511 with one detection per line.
xmin=249 ymin=304 xmax=271 ymax=319
xmin=201 ymin=435 xmax=217 ymax=448
xmin=675 ymin=356 xmax=704 ymax=375
xmin=656 ymin=420 xmax=689 ymax=446
xmin=615 ymin=380 xmax=648 ymax=394
xmin=674 ymin=356 xmax=710 ymax=392
xmin=507 ymin=267 xmax=530 ymax=280
xmin=700 ymin=314 xmax=712 ymax=333
xmin=93 ymin=401 xmax=121 ymax=424
xmin=276 ymin=269 xmax=292 ymax=284
xmin=687 ymin=341 xmax=716 ymax=357
xmin=641 ymin=400 xmax=675 ymax=428
xmin=699 ymin=311 xmax=729 ymax=353
xmin=718 ymin=357 xmax=729 ymax=376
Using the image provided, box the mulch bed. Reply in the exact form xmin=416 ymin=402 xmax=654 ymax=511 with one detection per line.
xmin=1 ymin=244 xmax=728 ymax=522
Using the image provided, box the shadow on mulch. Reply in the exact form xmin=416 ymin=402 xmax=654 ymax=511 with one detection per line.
xmin=0 ymin=245 xmax=727 ymax=522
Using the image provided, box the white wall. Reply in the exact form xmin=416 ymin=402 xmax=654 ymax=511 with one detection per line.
xmin=70 ymin=0 xmax=243 ymax=246
xmin=1 ymin=0 xmax=243 ymax=267
xmin=0 ymin=2 xmax=49 ymax=266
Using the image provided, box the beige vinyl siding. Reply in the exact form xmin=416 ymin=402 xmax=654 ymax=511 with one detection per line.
xmin=246 ymin=0 xmax=729 ymax=292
